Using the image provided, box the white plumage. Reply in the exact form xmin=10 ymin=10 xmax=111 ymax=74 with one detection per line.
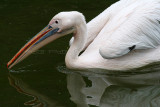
xmin=98 ymin=0 xmax=160 ymax=58
xmin=8 ymin=0 xmax=160 ymax=71
xmin=69 ymin=0 xmax=160 ymax=70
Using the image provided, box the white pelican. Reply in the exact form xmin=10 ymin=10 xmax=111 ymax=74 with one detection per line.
xmin=7 ymin=0 xmax=160 ymax=71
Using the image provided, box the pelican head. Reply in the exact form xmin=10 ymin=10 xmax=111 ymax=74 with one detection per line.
xmin=7 ymin=11 xmax=85 ymax=69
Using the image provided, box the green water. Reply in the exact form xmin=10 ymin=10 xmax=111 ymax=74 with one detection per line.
xmin=1 ymin=0 xmax=160 ymax=107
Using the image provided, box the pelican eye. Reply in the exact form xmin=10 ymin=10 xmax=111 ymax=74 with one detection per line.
xmin=55 ymin=20 xmax=59 ymax=24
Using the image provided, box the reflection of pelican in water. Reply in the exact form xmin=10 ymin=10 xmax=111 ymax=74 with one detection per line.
xmin=7 ymin=0 xmax=160 ymax=71
xmin=8 ymin=68 xmax=160 ymax=107
xmin=66 ymin=72 xmax=160 ymax=107
xmin=8 ymin=74 xmax=64 ymax=107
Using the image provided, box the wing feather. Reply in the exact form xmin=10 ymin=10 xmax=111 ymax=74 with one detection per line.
xmin=98 ymin=0 xmax=160 ymax=59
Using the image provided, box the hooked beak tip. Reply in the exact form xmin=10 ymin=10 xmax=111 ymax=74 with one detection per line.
xmin=7 ymin=63 xmax=10 ymax=69
xmin=7 ymin=25 xmax=60 ymax=69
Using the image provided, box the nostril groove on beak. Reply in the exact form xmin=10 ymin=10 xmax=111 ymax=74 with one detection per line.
xmin=33 ymin=28 xmax=59 ymax=46
xmin=48 ymin=25 xmax=52 ymax=29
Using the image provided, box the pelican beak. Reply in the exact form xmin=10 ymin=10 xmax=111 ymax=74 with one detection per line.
xmin=7 ymin=25 xmax=60 ymax=69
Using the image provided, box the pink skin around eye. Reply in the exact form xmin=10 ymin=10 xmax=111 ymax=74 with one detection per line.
xmin=49 ymin=19 xmax=61 ymax=32
xmin=49 ymin=19 xmax=55 ymax=25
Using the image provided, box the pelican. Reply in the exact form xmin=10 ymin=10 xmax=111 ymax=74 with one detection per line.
xmin=7 ymin=0 xmax=160 ymax=71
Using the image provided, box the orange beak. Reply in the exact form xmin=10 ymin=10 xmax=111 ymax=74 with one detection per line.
xmin=7 ymin=25 xmax=60 ymax=69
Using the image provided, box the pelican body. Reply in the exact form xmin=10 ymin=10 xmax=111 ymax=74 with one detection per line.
xmin=7 ymin=0 xmax=160 ymax=71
